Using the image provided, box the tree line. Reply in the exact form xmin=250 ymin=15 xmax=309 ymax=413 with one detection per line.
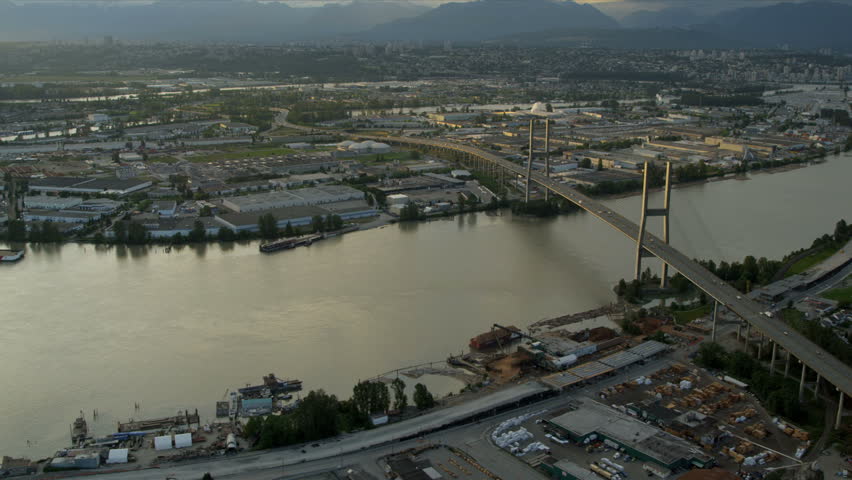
xmin=243 ymin=378 xmax=435 ymax=450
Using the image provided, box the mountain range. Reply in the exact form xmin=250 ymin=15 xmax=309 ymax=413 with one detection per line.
xmin=0 ymin=0 xmax=850 ymax=50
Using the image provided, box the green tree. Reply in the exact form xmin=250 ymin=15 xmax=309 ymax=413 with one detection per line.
xmin=311 ymin=215 xmax=326 ymax=233
xmin=217 ymin=227 xmax=236 ymax=242
xmin=199 ymin=205 xmax=213 ymax=217
xmin=391 ymin=378 xmax=407 ymax=411
xmin=112 ymin=221 xmax=127 ymax=243
xmin=413 ymin=383 xmax=435 ymax=410
xmin=579 ymin=158 xmax=591 ymax=169
xmin=352 ymin=381 xmax=390 ymax=417
xmin=5 ymin=220 xmax=26 ymax=242
xmin=283 ymin=222 xmax=295 ymax=237
xmin=258 ymin=213 xmax=279 ymax=239
xmin=127 ymin=222 xmax=148 ymax=244
xmin=328 ymin=215 xmax=343 ymax=231
xmin=188 ymin=220 xmax=206 ymax=242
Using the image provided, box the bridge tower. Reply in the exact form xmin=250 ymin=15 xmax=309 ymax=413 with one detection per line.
xmin=544 ymin=119 xmax=551 ymax=202
xmin=634 ymin=161 xmax=672 ymax=285
xmin=525 ymin=118 xmax=535 ymax=203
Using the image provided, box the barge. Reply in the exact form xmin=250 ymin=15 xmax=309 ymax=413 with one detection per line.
xmin=469 ymin=325 xmax=521 ymax=350
xmin=0 ymin=249 xmax=24 ymax=262
xmin=258 ymin=225 xmax=359 ymax=253
xmin=238 ymin=373 xmax=302 ymax=397
xmin=259 ymin=234 xmax=322 ymax=253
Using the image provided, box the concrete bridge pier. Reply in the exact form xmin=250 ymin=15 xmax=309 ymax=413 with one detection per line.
xmin=745 ymin=323 xmax=751 ymax=352
xmin=784 ymin=350 xmax=791 ymax=377
xmin=757 ymin=334 xmax=763 ymax=359
xmin=711 ymin=301 xmax=718 ymax=342
xmin=736 ymin=323 xmax=741 ymax=342
xmin=814 ymin=373 xmax=821 ymax=400
xmin=799 ymin=362 xmax=808 ymax=402
xmin=770 ymin=342 xmax=777 ymax=375
xmin=837 ymin=392 xmax=846 ymax=429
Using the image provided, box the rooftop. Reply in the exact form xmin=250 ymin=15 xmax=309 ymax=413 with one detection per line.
xmin=549 ymin=399 xmax=711 ymax=468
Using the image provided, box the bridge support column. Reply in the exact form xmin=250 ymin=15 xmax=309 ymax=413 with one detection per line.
xmin=784 ymin=351 xmax=791 ymax=377
xmin=799 ymin=363 xmax=807 ymax=402
xmin=711 ymin=301 xmax=718 ymax=342
xmin=745 ymin=323 xmax=751 ymax=353
xmin=660 ymin=162 xmax=672 ymax=288
xmin=736 ymin=323 xmax=741 ymax=343
xmin=544 ymin=119 xmax=550 ymax=202
xmin=634 ymin=164 xmax=650 ymax=281
xmin=837 ymin=392 xmax=845 ymax=430
xmin=757 ymin=335 xmax=763 ymax=359
xmin=525 ymin=118 xmax=535 ymax=203
xmin=814 ymin=373 xmax=821 ymax=399
xmin=770 ymin=342 xmax=777 ymax=375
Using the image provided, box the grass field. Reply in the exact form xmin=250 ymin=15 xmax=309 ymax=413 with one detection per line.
xmin=786 ymin=246 xmax=839 ymax=276
xmin=821 ymin=285 xmax=852 ymax=303
xmin=673 ymin=303 xmax=714 ymax=324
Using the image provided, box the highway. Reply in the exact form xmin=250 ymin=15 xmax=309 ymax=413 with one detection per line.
xmin=351 ymin=133 xmax=852 ymax=398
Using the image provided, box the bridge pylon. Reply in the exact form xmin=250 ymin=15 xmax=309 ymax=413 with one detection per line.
xmin=634 ymin=161 xmax=672 ymax=285
xmin=525 ymin=118 xmax=535 ymax=203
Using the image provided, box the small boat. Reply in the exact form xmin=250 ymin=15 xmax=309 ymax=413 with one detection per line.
xmin=0 ymin=249 xmax=24 ymax=262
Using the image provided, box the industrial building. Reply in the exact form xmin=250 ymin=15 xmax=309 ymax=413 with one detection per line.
xmin=544 ymin=400 xmax=714 ymax=471
xmin=215 ymin=201 xmax=376 ymax=233
xmin=23 ymin=209 xmax=102 ymax=224
xmin=221 ymin=186 xmax=364 ymax=213
xmin=28 ymin=176 xmax=152 ymax=196
xmin=23 ymin=195 xmax=83 ymax=210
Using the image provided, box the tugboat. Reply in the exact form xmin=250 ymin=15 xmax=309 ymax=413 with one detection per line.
xmin=0 ymin=249 xmax=24 ymax=262
xmin=71 ymin=414 xmax=88 ymax=444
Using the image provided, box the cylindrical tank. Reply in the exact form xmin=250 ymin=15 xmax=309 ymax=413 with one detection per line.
xmin=226 ymin=433 xmax=237 ymax=450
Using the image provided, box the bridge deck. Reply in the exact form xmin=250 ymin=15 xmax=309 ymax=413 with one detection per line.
xmin=276 ymin=109 xmax=852 ymax=398
xmin=367 ymin=134 xmax=852 ymax=398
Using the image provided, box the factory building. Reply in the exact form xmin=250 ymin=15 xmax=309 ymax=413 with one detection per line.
xmin=222 ymin=186 xmax=364 ymax=213
xmin=28 ymin=177 xmax=151 ymax=196
xmin=23 ymin=195 xmax=83 ymax=210
xmin=545 ymin=400 xmax=714 ymax=471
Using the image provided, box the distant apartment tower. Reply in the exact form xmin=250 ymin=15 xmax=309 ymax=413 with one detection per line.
xmin=103 ymin=35 xmax=114 ymax=46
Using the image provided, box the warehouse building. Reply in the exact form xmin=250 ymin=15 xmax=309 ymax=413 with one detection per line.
xmin=222 ymin=186 xmax=364 ymax=213
xmin=23 ymin=209 xmax=102 ymax=224
xmin=23 ymin=195 xmax=83 ymax=210
xmin=28 ymin=176 xmax=151 ymax=196
xmin=544 ymin=400 xmax=714 ymax=471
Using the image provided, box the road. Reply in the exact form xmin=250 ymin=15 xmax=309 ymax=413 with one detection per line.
xmin=93 ymin=358 xmax=673 ymax=480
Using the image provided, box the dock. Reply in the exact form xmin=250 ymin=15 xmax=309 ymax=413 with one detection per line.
xmin=117 ymin=410 xmax=200 ymax=433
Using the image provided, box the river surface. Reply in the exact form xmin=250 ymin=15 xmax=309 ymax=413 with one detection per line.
xmin=2 ymin=153 xmax=850 ymax=458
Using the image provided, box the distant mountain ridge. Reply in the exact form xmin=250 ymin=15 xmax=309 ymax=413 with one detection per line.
xmin=0 ymin=0 xmax=427 ymax=42
xmin=361 ymin=0 xmax=619 ymax=42
xmin=0 ymin=0 xmax=850 ymax=50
